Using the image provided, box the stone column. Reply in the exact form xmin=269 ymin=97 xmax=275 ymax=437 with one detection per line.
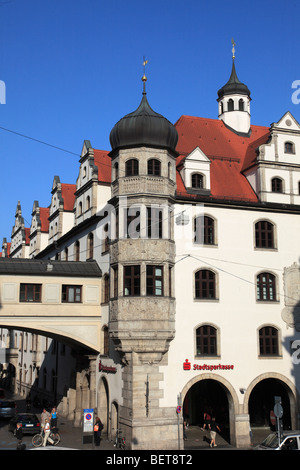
xmin=234 ymin=414 xmax=251 ymax=448
xmin=119 ymin=352 xmax=180 ymax=450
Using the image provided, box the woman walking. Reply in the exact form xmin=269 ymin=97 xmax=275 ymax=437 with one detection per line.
xmin=209 ymin=417 xmax=221 ymax=447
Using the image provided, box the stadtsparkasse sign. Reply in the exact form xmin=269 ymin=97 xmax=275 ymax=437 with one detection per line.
xmin=183 ymin=359 xmax=234 ymax=371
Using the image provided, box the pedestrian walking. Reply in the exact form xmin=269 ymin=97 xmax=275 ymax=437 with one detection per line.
xmin=43 ymin=419 xmax=51 ymax=447
xmin=15 ymin=422 xmax=24 ymax=450
xmin=209 ymin=417 xmax=221 ymax=447
xmin=201 ymin=409 xmax=211 ymax=431
xmin=93 ymin=416 xmax=103 ymax=447
xmin=51 ymin=407 xmax=57 ymax=430
xmin=41 ymin=408 xmax=50 ymax=431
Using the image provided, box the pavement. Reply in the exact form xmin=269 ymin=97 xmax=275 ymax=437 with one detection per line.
xmin=3 ymin=390 xmax=271 ymax=451
xmin=183 ymin=424 xmax=270 ymax=450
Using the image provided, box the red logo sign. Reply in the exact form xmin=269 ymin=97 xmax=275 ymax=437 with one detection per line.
xmin=183 ymin=359 xmax=234 ymax=371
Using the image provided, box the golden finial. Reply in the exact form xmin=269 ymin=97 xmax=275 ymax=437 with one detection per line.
xmin=231 ymin=38 xmax=236 ymax=60
xmin=142 ymin=57 xmax=148 ymax=81
xmin=142 ymin=56 xmax=148 ymax=93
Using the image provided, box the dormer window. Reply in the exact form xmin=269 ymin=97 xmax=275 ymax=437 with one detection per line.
xmin=284 ymin=141 xmax=295 ymax=154
xmin=191 ymin=173 xmax=204 ymax=189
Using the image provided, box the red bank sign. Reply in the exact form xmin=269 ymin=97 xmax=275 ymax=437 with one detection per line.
xmin=183 ymin=359 xmax=234 ymax=371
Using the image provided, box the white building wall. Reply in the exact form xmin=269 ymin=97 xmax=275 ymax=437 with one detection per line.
xmin=160 ymin=203 xmax=300 ymax=408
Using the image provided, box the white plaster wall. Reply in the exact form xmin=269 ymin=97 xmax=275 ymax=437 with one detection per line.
xmin=160 ymin=204 xmax=300 ymax=407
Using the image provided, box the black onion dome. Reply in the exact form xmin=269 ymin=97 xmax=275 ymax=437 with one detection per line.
xmin=217 ymin=60 xmax=250 ymax=99
xmin=109 ymin=90 xmax=178 ymax=153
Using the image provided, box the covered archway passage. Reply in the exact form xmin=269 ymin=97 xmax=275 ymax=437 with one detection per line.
xmin=97 ymin=376 xmax=109 ymax=438
xmin=182 ymin=374 xmax=239 ymax=446
xmin=247 ymin=375 xmax=298 ymax=431
xmin=0 ymin=258 xmax=102 ymax=352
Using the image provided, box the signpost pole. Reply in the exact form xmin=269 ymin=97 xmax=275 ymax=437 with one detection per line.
xmin=82 ymin=408 xmax=94 ymax=448
xmin=274 ymin=396 xmax=283 ymax=448
xmin=177 ymin=393 xmax=182 ymax=450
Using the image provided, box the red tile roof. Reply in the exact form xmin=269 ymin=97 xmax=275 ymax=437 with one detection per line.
xmin=94 ymin=149 xmax=111 ymax=184
xmin=91 ymin=116 xmax=270 ymax=203
xmin=39 ymin=207 xmax=50 ymax=232
xmin=24 ymin=227 xmax=30 ymax=245
xmin=61 ymin=184 xmax=76 ymax=211
xmin=175 ymin=116 xmax=269 ymax=202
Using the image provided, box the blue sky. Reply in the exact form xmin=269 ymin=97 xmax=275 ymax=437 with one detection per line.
xmin=0 ymin=0 xmax=300 ymax=242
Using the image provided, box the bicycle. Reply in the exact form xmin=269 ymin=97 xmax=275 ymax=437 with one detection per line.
xmin=114 ymin=429 xmax=126 ymax=450
xmin=32 ymin=429 xmax=61 ymax=447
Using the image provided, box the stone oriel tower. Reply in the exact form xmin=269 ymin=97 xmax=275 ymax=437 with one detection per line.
xmin=108 ymin=71 xmax=179 ymax=449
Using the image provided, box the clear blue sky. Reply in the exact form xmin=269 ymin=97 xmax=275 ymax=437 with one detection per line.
xmin=0 ymin=0 xmax=300 ymax=242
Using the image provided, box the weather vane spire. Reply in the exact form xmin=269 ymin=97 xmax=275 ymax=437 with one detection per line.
xmin=142 ymin=56 xmax=148 ymax=93
xmin=231 ymin=38 xmax=236 ymax=60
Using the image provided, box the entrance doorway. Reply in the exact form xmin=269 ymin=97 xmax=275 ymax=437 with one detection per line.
xmin=183 ymin=379 xmax=230 ymax=443
xmin=249 ymin=378 xmax=292 ymax=430
xmin=97 ymin=377 xmax=109 ymax=438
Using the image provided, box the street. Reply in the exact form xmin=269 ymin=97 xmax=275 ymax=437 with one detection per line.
xmin=0 ymin=391 xmax=115 ymax=451
xmin=0 ymin=391 xmax=270 ymax=451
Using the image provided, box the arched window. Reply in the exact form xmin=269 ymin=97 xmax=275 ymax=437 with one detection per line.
xmin=259 ymin=326 xmax=279 ymax=356
xmin=103 ymin=274 xmax=110 ymax=303
xmin=102 ymin=326 xmax=109 ymax=356
xmin=284 ymin=141 xmax=295 ymax=154
xmin=271 ymin=177 xmax=283 ymax=193
xmin=148 ymin=159 xmax=161 ymax=176
xmin=257 ymin=272 xmax=276 ymax=301
xmin=78 ymin=201 xmax=83 ymax=216
xmin=196 ymin=325 xmax=217 ymax=356
xmin=195 ymin=269 xmax=216 ymax=299
xmin=255 ymin=220 xmax=274 ymax=249
xmin=87 ymin=233 xmax=94 ymax=259
xmin=228 ymin=99 xmax=234 ymax=112
xmin=194 ymin=216 xmax=215 ymax=245
xmin=86 ymin=195 xmax=91 ymax=210
xmin=239 ymin=99 xmax=244 ymax=111
xmin=125 ymin=159 xmax=139 ymax=176
xmin=191 ymin=173 xmax=204 ymax=189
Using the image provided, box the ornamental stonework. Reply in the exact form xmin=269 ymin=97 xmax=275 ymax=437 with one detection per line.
xmin=281 ymin=262 xmax=300 ymax=331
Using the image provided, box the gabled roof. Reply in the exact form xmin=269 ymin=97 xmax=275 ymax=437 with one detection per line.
xmin=175 ymin=116 xmax=269 ymax=202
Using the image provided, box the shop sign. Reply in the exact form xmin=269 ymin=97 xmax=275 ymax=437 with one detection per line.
xmin=183 ymin=359 xmax=234 ymax=371
xmin=99 ymin=360 xmax=117 ymax=373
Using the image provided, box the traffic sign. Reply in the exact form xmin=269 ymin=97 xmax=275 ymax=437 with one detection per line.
xmin=274 ymin=403 xmax=283 ymax=419
xmin=83 ymin=409 xmax=94 ymax=433
xmin=270 ymin=410 xmax=276 ymax=426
